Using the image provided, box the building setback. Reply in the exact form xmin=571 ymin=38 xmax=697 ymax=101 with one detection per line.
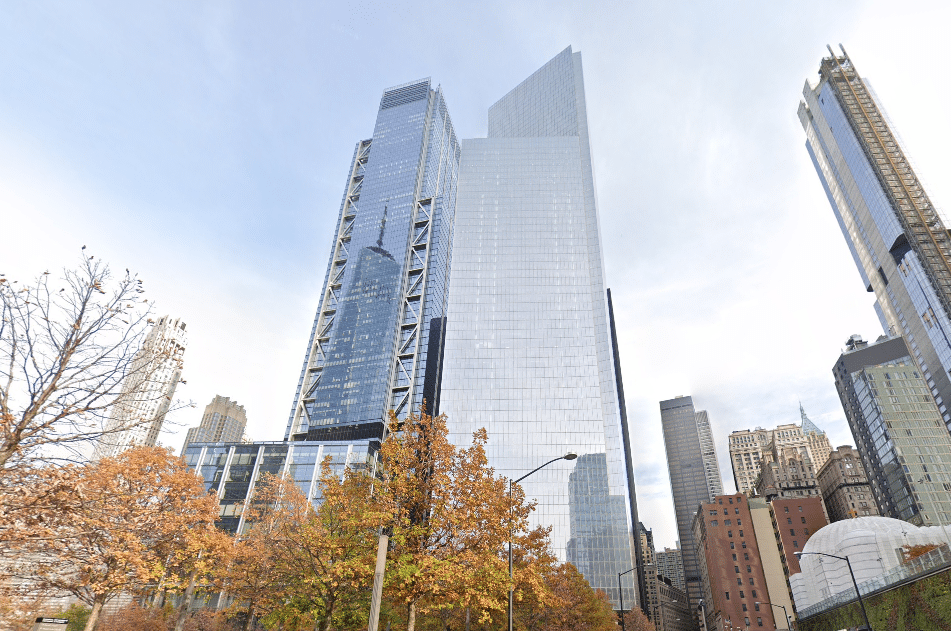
xmin=817 ymin=445 xmax=879 ymax=521
xmin=440 ymin=46 xmax=642 ymax=609
xmin=693 ymin=494 xmax=776 ymax=631
xmin=94 ymin=315 xmax=186 ymax=460
xmin=182 ymin=395 xmax=247 ymax=452
xmin=728 ymin=408 xmax=832 ymax=496
xmin=799 ymin=46 xmax=951 ymax=432
xmin=833 ymin=334 xmax=951 ymax=525
xmin=660 ymin=395 xmax=724 ymax=612
xmin=285 ymin=77 xmax=460 ymax=443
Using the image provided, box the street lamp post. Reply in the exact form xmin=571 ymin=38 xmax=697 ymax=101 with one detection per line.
xmin=697 ymin=599 xmax=709 ymax=631
xmin=617 ymin=567 xmax=635 ymax=631
xmin=795 ymin=551 xmax=871 ymax=631
xmin=508 ymin=452 xmax=577 ymax=631
xmin=755 ymin=600 xmax=791 ymax=631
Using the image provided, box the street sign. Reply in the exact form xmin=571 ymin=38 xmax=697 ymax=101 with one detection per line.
xmin=32 ymin=618 xmax=69 ymax=631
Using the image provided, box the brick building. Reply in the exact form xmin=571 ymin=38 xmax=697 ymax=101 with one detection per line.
xmin=693 ymin=494 xmax=777 ymax=631
xmin=770 ymin=496 xmax=828 ymax=576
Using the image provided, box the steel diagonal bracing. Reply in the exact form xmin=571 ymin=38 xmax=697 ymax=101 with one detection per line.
xmin=290 ymin=139 xmax=371 ymax=436
xmin=387 ymin=89 xmax=448 ymax=421
xmin=824 ymin=46 xmax=951 ymax=322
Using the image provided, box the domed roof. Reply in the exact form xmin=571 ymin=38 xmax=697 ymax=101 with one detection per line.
xmin=804 ymin=516 xmax=916 ymax=555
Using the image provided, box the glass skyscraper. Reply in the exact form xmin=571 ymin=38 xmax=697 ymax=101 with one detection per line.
xmin=659 ymin=395 xmax=723 ymax=612
xmin=440 ymin=47 xmax=642 ymax=610
xmin=799 ymin=46 xmax=951 ymax=432
xmin=286 ymin=79 xmax=460 ymax=442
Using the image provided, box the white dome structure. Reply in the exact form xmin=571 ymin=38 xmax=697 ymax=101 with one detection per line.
xmin=789 ymin=516 xmax=951 ymax=611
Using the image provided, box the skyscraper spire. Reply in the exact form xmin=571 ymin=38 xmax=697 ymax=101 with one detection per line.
xmin=800 ymin=401 xmax=824 ymax=435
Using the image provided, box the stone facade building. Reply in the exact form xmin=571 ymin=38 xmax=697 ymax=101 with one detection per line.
xmin=817 ymin=445 xmax=879 ymax=522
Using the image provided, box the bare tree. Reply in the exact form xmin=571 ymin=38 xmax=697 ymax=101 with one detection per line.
xmin=0 ymin=252 xmax=180 ymax=469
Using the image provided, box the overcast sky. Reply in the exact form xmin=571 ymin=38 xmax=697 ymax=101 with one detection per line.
xmin=4 ymin=1 xmax=951 ymax=549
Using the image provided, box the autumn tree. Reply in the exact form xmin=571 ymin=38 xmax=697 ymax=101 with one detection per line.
xmin=0 ymin=254 xmax=182 ymax=470
xmin=376 ymin=410 xmax=545 ymax=631
xmin=228 ymin=469 xmax=386 ymax=631
xmin=541 ymin=563 xmax=618 ymax=631
xmin=4 ymin=446 xmax=220 ymax=631
xmin=621 ymin=606 xmax=656 ymax=631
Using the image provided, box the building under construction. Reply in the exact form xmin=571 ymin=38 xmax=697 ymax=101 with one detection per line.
xmin=799 ymin=46 xmax=951 ymax=433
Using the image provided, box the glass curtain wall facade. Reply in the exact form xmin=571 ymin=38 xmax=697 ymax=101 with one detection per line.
xmin=440 ymin=46 xmax=642 ymax=610
xmin=183 ymin=440 xmax=379 ymax=533
xmin=833 ymin=335 xmax=951 ymax=526
xmin=799 ymin=46 xmax=951 ymax=432
xmin=286 ymin=79 xmax=460 ymax=442
xmin=660 ymin=395 xmax=722 ymax=613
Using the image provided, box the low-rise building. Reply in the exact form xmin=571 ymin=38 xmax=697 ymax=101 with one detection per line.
xmin=655 ymin=575 xmax=692 ymax=631
xmin=182 ymin=439 xmax=378 ymax=533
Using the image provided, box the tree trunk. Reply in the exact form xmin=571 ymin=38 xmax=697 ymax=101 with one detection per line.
xmin=173 ymin=567 xmax=199 ymax=631
xmin=407 ymin=601 xmax=417 ymax=631
xmin=242 ymin=601 xmax=255 ymax=631
xmin=83 ymin=599 xmax=104 ymax=631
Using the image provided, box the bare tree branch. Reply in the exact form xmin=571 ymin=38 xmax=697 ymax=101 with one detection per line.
xmin=0 ymin=253 xmax=188 ymax=470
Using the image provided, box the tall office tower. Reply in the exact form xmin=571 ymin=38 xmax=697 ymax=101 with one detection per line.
xmin=799 ymin=47 xmax=951 ymax=431
xmin=656 ymin=546 xmax=686 ymax=593
xmin=285 ymin=79 xmax=460 ymax=442
xmin=659 ymin=396 xmax=723 ymax=610
xmin=817 ymin=444 xmax=880 ymax=521
xmin=833 ymin=334 xmax=951 ymax=526
xmin=182 ymin=395 xmax=247 ymax=452
xmin=728 ymin=411 xmax=832 ymax=495
xmin=441 ymin=47 xmax=643 ymax=610
xmin=93 ymin=316 xmax=187 ymax=460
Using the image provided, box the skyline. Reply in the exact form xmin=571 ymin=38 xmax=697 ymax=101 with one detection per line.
xmin=5 ymin=1 xmax=951 ymax=550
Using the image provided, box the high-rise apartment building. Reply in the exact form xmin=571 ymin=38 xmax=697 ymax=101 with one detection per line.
xmin=728 ymin=407 xmax=832 ymax=496
xmin=817 ymin=445 xmax=879 ymax=521
xmin=182 ymin=395 xmax=247 ymax=452
xmin=659 ymin=396 xmax=723 ymax=610
xmin=833 ymin=334 xmax=951 ymax=526
xmin=799 ymin=47 xmax=951 ymax=431
xmin=656 ymin=545 xmax=686 ymax=593
xmin=93 ymin=316 xmax=186 ymax=460
xmin=285 ymin=78 xmax=460 ymax=443
xmin=441 ymin=47 xmax=642 ymax=609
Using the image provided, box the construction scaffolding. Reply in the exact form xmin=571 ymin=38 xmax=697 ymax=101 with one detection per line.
xmin=820 ymin=44 xmax=951 ymax=323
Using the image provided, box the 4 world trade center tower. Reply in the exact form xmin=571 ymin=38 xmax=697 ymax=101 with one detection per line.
xmin=283 ymin=47 xmax=643 ymax=608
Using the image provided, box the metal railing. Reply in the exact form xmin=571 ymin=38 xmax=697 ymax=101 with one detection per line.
xmin=797 ymin=543 xmax=951 ymax=619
